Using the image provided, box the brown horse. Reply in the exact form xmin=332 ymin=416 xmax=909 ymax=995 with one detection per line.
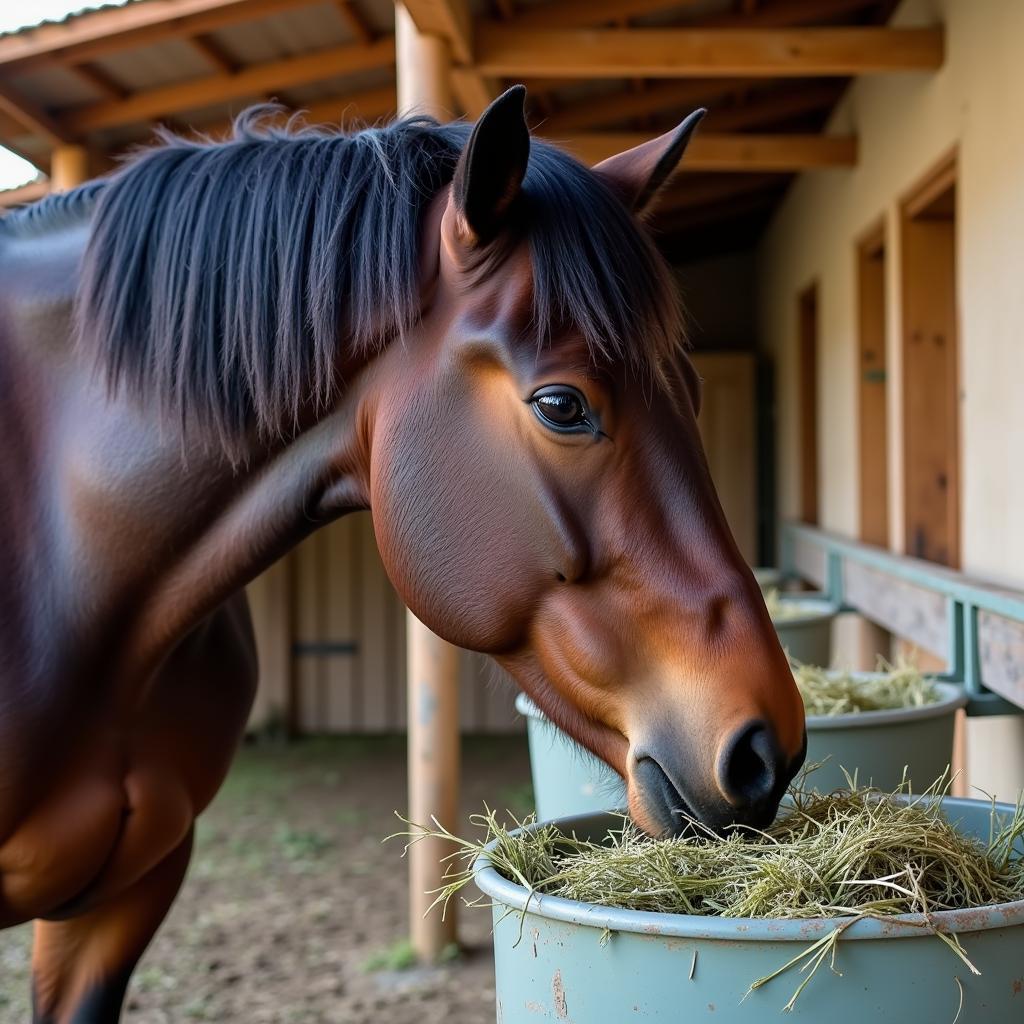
xmin=0 ymin=86 xmax=804 ymax=1022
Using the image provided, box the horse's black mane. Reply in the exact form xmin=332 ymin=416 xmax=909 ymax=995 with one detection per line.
xmin=24 ymin=108 xmax=683 ymax=444
xmin=0 ymin=180 xmax=105 ymax=238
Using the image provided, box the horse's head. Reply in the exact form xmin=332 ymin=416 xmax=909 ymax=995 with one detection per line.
xmin=369 ymin=87 xmax=805 ymax=835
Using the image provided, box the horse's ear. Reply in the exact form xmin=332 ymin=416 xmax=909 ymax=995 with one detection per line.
xmin=593 ymin=108 xmax=706 ymax=217
xmin=451 ymin=85 xmax=530 ymax=246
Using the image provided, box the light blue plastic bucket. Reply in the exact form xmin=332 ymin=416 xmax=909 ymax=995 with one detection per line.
xmin=752 ymin=566 xmax=783 ymax=594
xmin=475 ymin=798 xmax=1024 ymax=1023
xmin=771 ymin=595 xmax=838 ymax=666
xmin=517 ymin=676 xmax=966 ymax=819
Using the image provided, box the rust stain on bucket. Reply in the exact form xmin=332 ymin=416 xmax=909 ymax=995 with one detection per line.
xmin=553 ymin=969 xmax=569 ymax=1019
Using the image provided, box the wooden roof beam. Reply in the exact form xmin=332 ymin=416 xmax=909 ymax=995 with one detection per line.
xmin=188 ymin=34 xmax=239 ymax=75
xmin=475 ymin=26 xmax=944 ymax=78
xmin=195 ymin=84 xmax=397 ymax=138
xmin=332 ymin=1 xmax=375 ymax=45
xmin=60 ymin=39 xmax=396 ymax=134
xmin=0 ymin=82 xmax=75 ymax=145
xmin=0 ymin=0 xmax=318 ymax=73
xmin=512 ymin=0 xmax=700 ymax=30
xmin=705 ymin=81 xmax=845 ymax=131
xmin=703 ymin=0 xmax=884 ymax=28
xmin=540 ymin=79 xmax=753 ymax=132
xmin=553 ymin=131 xmax=857 ymax=170
xmin=68 ymin=62 xmax=130 ymax=101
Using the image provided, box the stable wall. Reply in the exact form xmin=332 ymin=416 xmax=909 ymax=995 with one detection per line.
xmin=757 ymin=0 xmax=1024 ymax=796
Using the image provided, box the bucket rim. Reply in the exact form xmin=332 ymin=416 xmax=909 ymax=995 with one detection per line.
xmin=472 ymin=797 xmax=1024 ymax=941
xmin=771 ymin=596 xmax=840 ymax=626
xmin=515 ymin=680 xmax=967 ymax=733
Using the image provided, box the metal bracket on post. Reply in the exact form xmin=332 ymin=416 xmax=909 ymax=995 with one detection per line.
xmin=825 ymin=548 xmax=848 ymax=610
xmin=940 ymin=599 xmax=1020 ymax=716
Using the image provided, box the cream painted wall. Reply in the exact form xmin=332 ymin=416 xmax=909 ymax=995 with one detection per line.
xmin=757 ymin=0 xmax=1024 ymax=796
xmin=759 ymin=0 xmax=1024 ymax=576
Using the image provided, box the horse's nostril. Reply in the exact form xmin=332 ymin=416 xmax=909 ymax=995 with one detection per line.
xmin=718 ymin=722 xmax=779 ymax=806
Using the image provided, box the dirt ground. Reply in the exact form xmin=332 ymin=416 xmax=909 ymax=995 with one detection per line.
xmin=0 ymin=734 xmax=533 ymax=1024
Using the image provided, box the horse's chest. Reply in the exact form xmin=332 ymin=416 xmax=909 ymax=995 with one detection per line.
xmin=0 ymin=598 xmax=257 ymax=926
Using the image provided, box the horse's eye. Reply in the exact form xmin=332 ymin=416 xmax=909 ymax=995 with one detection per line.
xmin=530 ymin=386 xmax=592 ymax=433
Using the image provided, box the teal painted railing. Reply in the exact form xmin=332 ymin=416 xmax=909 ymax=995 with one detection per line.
xmin=780 ymin=523 xmax=1024 ymax=716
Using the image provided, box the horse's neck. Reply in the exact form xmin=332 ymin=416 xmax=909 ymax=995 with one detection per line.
xmin=0 ymin=227 xmax=370 ymax=690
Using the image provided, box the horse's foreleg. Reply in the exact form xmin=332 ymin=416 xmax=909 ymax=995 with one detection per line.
xmin=30 ymin=826 xmax=194 ymax=1024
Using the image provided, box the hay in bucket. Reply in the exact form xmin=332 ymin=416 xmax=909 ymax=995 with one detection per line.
xmin=395 ymin=773 xmax=1024 ymax=1012
xmin=793 ymin=658 xmax=940 ymax=716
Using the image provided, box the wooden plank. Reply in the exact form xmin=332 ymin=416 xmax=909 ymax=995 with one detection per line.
xmin=900 ymin=158 xmax=959 ymax=567
xmin=356 ymin=511 xmax=397 ymax=731
xmin=843 ymin=560 xmax=949 ymax=659
xmin=691 ymin=353 xmax=758 ymax=563
xmin=0 ymin=0 xmax=314 ymax=73
xmin=292 ymin=533 xmax=325 ymax=732
xmin=475 ymin=26 xmax=945 ymax=78
xmin=798 ymin=283 xmax=819 ymax=525
xmin=857 ymin=223 xmax=889 ymax=547
xmin=61 ymin=38 xmax=396 ymax=134
xmin=553 ymin=132 xmax=856 ymax=169
xmin=245 ymin=555 xmax=293 ymax=732
xmin=978 ymin=612 xmax=1024 ymax=709
xmin=323 ymin=519 xmax=357 ymax=731
xmin=791 ymin=533 xmax=827 ymax=588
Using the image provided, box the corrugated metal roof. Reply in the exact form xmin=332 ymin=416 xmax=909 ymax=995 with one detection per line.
xmin=0 ymin=0 xmax=141 ymax=40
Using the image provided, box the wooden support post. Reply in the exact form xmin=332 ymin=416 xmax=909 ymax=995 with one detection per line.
xmin=406 ymin=612 xmax=461 ymax=960
xmin=50 ymin=143 xmax=89 ymax=191
xmin=395 ymin=2 xmax=460 ymax=963
xmin=395 ymin=3 xmax=454 ymax=117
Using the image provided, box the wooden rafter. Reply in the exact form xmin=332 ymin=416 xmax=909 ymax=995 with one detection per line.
xmin=196 ymin=83 xmax=396 ymax=138
xmin=512 ymin=0 xmax=699 ymax=30
xmin=703 ymin=0 xmax=883 ymax=28
xmin=658 ymin=171 xmax=790 ymax=212
xmin=188 ymin=34 xmax=238 ymax=75
xmin=59 ymin=39 xmax=396 ymax=134
xmin=705 ymin=81 xmax=845 ymax=131
xmin=553 ymin=131 xmax=857 ymax=169
xmin=539 ymin=80 xmax=752 ymax=132
xmin=332 ymin=1 xmax=375 ymax=45
xmin=68 ymin=62 xmax=129 ymax=101
xmin=0 ymin=82 xmax=74 ymax=144
xmin=0 ymin=0 xmax=315 ymax=73
xmin=475 ymin=26 xmax=944 ymax=78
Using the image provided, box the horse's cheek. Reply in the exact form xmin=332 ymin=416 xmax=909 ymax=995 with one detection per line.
xmin=367 ymin=395 xmax=542 ymax=654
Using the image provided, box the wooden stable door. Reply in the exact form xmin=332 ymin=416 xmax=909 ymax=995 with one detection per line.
xmin=691 ymin=353 xmax=758 ymax=564
xmin=797 ymin=285 xmax=820 ymax=525
xmin=901 ymin=159 xmax=960 ymax=567
xmin=857 ymin=227 xmax=889 ymax=547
